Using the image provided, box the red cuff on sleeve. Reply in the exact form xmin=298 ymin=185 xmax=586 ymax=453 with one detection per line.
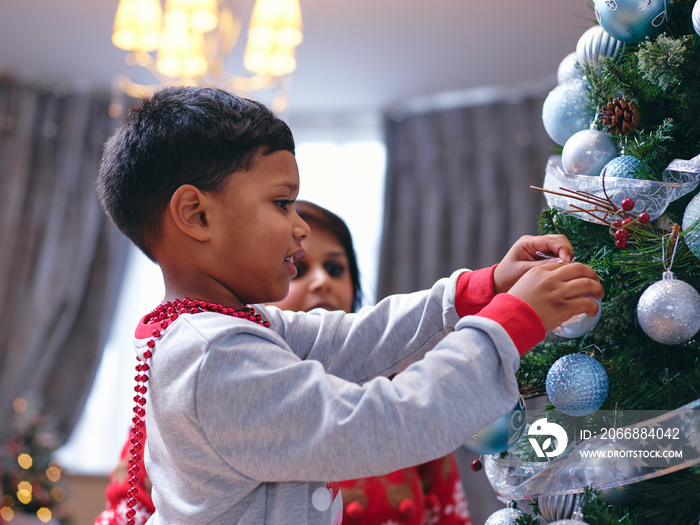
xmin=455 ymin=265 xmax=497 ymax=317
xmin=475 ymin=294 xmax=545 ymax=356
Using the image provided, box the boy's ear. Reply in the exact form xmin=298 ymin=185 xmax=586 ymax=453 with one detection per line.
xmin=169 ymin=184 xmax=212 ymax=241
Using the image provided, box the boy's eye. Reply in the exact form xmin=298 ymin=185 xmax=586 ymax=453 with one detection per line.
xmin=324 ymin=262 xmax=346 ymax=278
xmin=275 ymin=200 xmax=292 ymax=210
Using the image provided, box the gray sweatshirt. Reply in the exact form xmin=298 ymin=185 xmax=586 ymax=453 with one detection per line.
xmin=137 ymin=269 xmax=541 ymax=524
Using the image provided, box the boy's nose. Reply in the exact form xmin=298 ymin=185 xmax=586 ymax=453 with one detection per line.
xmin=294 ymin=215 xmax=310 ymax=240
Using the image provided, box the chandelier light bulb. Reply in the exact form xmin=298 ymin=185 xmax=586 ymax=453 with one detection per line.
xmin=112 ymin=0 xmax=163 ymax=52
xmin=165 ymin=0 xmax=219 ymax=33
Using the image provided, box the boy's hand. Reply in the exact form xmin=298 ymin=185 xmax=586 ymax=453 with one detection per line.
xmin=493 ymin=234 xmax=573 ymax=294
xmin=507 ymin=262 xmax=604 ymax=332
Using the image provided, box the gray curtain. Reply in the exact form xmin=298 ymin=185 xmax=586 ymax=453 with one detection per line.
xmin=377 ymin=92 xmax=553 ymax=298
xmin=0 ymin=77 xmax=129 ymax=444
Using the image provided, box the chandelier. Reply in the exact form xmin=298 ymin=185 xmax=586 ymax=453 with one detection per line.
xmin=110 ymin=0 xmax=302 ymax=114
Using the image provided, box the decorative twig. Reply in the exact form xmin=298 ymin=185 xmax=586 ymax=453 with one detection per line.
xmin=530 ymin=170 xmax=663 ymax=248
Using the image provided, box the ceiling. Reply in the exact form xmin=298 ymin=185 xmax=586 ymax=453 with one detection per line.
xmin=0 ymin=0 xmax=595 ymax=119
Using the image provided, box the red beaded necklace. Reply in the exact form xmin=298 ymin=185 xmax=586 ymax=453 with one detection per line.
xmin=125 ymin=298 xmax=269 ymax=525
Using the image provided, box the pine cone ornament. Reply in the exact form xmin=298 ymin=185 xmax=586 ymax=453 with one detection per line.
xmin=600 ymin=97 xmax=640 ymax=136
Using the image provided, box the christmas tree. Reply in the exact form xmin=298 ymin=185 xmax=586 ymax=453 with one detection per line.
xmin=477 ymin=1 xmax=700 ymax=524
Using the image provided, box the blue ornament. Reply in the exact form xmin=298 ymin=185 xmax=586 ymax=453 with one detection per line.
xmin=602 ymin=155 xmax=643 ymax=178
xmin=682 ymin=192 xmax=700 ymax=259
xmin=594 ymin=0 xmax=671 ymax=43
xmin=561 ymin=129 xmax=618 ymax=176
xmin=576 ymin=25 xmax=625 ymax=66
xmin=557 ymin=52 xmax=583 ymax=85
xmin=542 ymin=79 xmax=595 ymax=147
xmin=546 ymin=354 xmax=608 ymax=416
xmin=552 ymin=297 xmax=602 ymax=339
xmin=464 ymin=396 xmax=527 ymax=455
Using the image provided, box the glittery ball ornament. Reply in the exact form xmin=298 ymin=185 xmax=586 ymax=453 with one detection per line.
xmin=602 ymin=155 xmax=642 ymax=179
xmin=562 ymin=129 xmax=618 ymax=176
xmin=682 ymin=192 xmax=700 ymax=259
xmin=552 ymin=297 xmax=602 ymax=338
xmin=546 ymin=354 xmax=608 ymax=416
xmin=576 ymin=25 xmax=625 ymax=66
xmin=637 ymin=271 xmax=700 ymax=345
xmin=594 ymin=0 xmax=671 ymax=43
xmin=558 ymin=52 xmax=583 ymax=85
xmin=484 ymin=507 xmax=524 ymax=525
xmin=693 ymin=0 xmax=700 ymax=36
xmin=463 ymin=396 xmax=527 ymax=455
xmin=542 ymin=79 xmax=595 ymax=147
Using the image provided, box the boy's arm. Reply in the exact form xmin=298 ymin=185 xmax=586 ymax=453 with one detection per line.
xmin=196 ymin=314 xmax=523 ymax=483
xmin=455 ymin=265 xmax=545 ymax=356
xmin=261 ymin=268 xmax=491 ymax=383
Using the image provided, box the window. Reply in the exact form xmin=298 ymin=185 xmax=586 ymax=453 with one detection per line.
xmin=55 ymin=135 xmax=386 ymax=474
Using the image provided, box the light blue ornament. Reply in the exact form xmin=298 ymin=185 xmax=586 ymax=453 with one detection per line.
xmin=682 ymin=192 xmax=700 ymax=259
xmin=542 ymin=79 xmax=595 ymax=147
xmin=602 ymin=155 xmax=643 ymax=179
xmin=557 ymin=52 xmax=583 ymax=85
xmin=576 ymin=25 xmax=625 ymax=66
xmin=552 ymin=297 xmax=602 ymax=338
xmin=463 ymin=396 xmax=527 ymax=455
xmin=594 ymin=0 xmax=671 ymax=43
xmin=562 ymin=129 xmax=618 ymax=176
xmin=546 ymin=354 xmax=608 ymax=416
xmin=693 ymin=0 xmax=700 ymax=37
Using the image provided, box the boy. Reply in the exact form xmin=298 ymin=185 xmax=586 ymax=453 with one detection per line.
xmin=97 ymin=86 xmax=603 ymax=524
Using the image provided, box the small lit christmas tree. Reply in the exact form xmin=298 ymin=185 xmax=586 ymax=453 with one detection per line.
xmin=0 ymin=400 xmax=71 ymax=524
xmin=480 ymin=1 xmax=700 ymax=524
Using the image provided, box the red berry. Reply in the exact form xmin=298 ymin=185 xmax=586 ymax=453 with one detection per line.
xmin=621 ymin=197 xmax=634 ymax=211
xmin=345 ymin=501 xmax=363 ymax=519
xmin=615 ymin=229 xmax=629 ymax=241
xmin=638 ymin=212 xmax=650 ymax=224
xmin=471 ymin=459 xmax=483 ymax=471
xmin=398 ymin=499 xmax=416 ymax=516
xmin=612 ymin=220 xmax=623 ymax=228
xmin=616 ymin=239 xmax=628 ymax=249
xmin=622 ymin=217 xmax=634 ymax=226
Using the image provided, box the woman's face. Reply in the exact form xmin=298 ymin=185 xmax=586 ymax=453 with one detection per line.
xmin=269 ymin=219 xmax=355 ymax=314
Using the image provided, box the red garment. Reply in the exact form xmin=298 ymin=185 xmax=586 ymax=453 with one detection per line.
xmin=94 ymin=429 xmax=154 ymax=525
xmin=339 ymin=454 xmax=471 ymax=525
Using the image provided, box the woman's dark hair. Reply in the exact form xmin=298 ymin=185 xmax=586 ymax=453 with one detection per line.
xmin=97 ymin=86 xmax=295 ymax=261
xmin=294 ymin=201 xmax=362 ymax=312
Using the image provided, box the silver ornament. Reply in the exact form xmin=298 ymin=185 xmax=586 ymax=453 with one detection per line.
xmin=538 ymin=493 xmax=580 ymax=522
xmin=682 ymin=192 xmax=700 ymax=260
xmin=562 ymin=129 xmax=618 ymax=176
xmin=484 ymin=507 xmax=524 ymax=525
xmin=637 ymin=271 xmax=700 ymax=345
xmin=548 ymin=520 xmax=590 ymax=525
xmin=552 ymin=296 xmax=602 ymax=338
xmin=694 ymin=0 xmax=700 ymax=37
xmin=576 ymin=25 xmax=625 ymax=66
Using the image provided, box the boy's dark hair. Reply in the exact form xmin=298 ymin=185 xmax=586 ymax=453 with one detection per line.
xmin=97 ymin=86 xmax=295 ymax=261
xmin=294 ymin=201 xmax=362 ymax=312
